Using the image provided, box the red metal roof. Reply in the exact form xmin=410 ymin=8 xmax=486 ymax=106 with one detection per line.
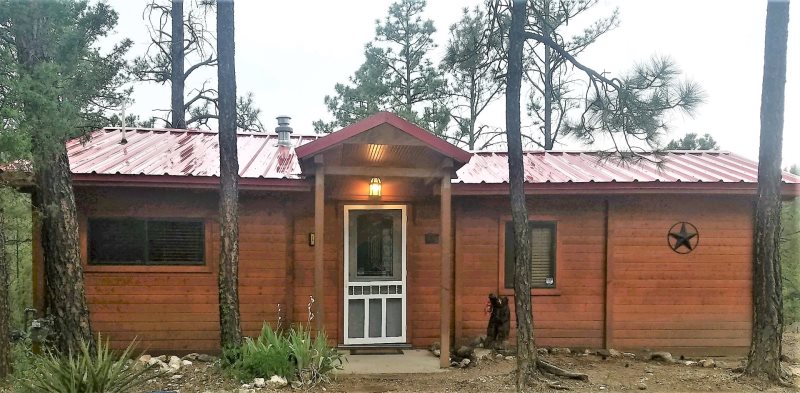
xmin=63 ymin=126 xmax=800 ymax=195
xmin=295 ymin=112 xmax=473 ymax=164
xmin=67 ymin=127 xmax=318 ymax=180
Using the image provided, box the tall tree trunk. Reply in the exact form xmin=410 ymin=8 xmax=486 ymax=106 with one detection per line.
xmin=216 ymin=0 xmax=242 ymax=348
xmin=34 ymin=150 xmax=94 ymax=353
xmin=171 ymin=0 xmax=186 ymax=129
xmin=15 ymin=6 xmax=94 ymax=353
xmin=0 ymin=209 xmax=10 ymax=379
xmin=542 ymin=0 xmax=553 ymax=150
xmin=507 ymin=0 xmax=537 ymax=389
xmin=747 ymin=0 xmax=790 ymax=383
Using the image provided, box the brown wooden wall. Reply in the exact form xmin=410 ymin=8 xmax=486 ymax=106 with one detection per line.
xmin=607 ymin=196 xmax=752 ymax=355
xmin=452 ymin=195 xmax=753 ymax=356
xmin=453 ymin=196 xmax=607 ymax=349
xmin=57 ymin=187 xmax=753 ymax=355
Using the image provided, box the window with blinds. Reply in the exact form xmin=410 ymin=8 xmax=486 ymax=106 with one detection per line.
xmin=504 ymin=221 xmax=556 ymax=289
xmin=89 ymin=218 xmax=205 ymax=265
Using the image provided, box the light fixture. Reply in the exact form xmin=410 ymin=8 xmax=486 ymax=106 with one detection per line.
xmin=369 ymin=177 xmax=382 ymax=198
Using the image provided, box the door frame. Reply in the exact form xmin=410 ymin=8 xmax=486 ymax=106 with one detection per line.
xmin=343 ymin=204 xmax=407 ymax=345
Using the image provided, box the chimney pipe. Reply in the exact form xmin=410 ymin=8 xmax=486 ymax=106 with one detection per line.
xmin=275 ymin=116 xmax=293 ymax=146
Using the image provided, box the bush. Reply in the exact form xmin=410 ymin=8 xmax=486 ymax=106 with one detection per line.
xmin=17 ymin=337 xmax=152 ymax=393
xmin=223 ymin=323 xmax=344 ymax=386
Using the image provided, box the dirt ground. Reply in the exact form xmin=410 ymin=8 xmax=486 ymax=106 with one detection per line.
xmin=137 ymin=333 xmax=800 ymax=393
xmin=3 ymin=334 xmax=799 ymax=392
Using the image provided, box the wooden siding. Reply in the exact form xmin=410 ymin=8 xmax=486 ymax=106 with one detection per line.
xmin=608 ymin=196 xmax=752 ymax=355
xmin=61 ymin=187 xmax=753 ymax=354
xmin=454 ymin=196 xmax=606 ymax=349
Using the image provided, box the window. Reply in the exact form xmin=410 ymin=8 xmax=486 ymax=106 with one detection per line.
xmin=504 ymin=221 xmax=556 ymax=288
xmin=88 ymin=218 xmax=205 ymax=265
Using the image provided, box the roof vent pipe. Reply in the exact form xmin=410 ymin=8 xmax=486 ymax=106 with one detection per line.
xmin=275 ymin=116 xmax=293 ymax=146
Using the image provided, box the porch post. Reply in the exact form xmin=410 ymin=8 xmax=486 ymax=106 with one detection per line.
xmin=314 ymin=158 xmax=325 ymax=332
xmin=439 ymin=170 xmax=452 ymax=368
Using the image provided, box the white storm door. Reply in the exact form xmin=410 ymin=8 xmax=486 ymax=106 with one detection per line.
xmin=343 ymin=205 xmax=407 ymax=345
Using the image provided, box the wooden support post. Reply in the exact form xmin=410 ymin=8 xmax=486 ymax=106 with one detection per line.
xmin=314 ymin=158 xmax=325 ymax=333
xmin=603 ymin=199 xmax=615 ymax=349
xmin=439 ymin=170 xmax=453 ymax=368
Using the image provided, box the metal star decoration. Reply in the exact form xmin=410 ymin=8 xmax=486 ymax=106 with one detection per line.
xmin=667 ymin=222 xmax=699 ymax=254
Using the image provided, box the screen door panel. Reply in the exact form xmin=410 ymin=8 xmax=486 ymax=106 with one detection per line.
xmin=344 ymin=206 xmax=406 ymax=344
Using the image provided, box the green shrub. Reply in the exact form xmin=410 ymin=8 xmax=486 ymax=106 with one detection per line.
xmin=223 ymin=323 xmax=344 ymax=386
xmin=17 ymin=337 xmax=152 ymax=393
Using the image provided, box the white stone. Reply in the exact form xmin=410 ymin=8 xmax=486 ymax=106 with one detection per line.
xmin=266 ymin=375 xmax=288 ymax=389
xmin=181 ymin=359 xmax=193 ymax=366
xmin=623 ymin=352 xmax=636 ymax=359
xmin=459 ymin=358 xmax=471 ymax=368
xmin=168 ymin=355 xmax=182 ymax=371
xmin=474 ymin=348 xmax=492 ymax=361
xmin=253 ymin=378 xmax=266 ymax=388
xmin=170 ymin=374 xmax=183 ymax=380
xmin=137 ymin=355 xmax=152 ymax=364
xmin=608 ymin=349 xmax=622 ymax=358
xmin=699 ymin=359 xmax=716 ymax=368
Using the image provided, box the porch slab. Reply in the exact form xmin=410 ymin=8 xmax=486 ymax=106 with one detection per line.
xmin=337 ymin=349 xmax=447 ymax=374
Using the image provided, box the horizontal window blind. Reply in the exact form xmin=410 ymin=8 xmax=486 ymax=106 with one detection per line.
xmin=147 ymin=220 xmax=204 ymax=264
xmin=504 ymin=221 xmax=556 ymax=289
xmin=89 ymin=218 xmax=205 ymax=266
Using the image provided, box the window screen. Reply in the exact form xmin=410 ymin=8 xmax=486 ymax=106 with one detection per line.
xmin=504 ymin=221 xmax=556 ymax=288
xmin=89 ymin=218 xmax=204 ymax=265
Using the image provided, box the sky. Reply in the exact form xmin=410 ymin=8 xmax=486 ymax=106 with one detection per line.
xmin=105 ymin=0 xmax=799 ymax=168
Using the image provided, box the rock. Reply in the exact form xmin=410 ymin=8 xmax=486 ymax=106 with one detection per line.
xmin=551 ymin=347 xmax=570 ymax=355
xmin=504 ymin=356 xmax=515 ymax=361
xmin=780 ymin=354 xmax=791 ymax=362
xmin=683 ymin=360 xmax=697 ymax=366
xmin=430 ymin=342 xmax=441 ymax=351
xmin=460 ymin=358 xmax=471 ymax=368
xmin=156 ymin=355 xmax=167 ymax=362
xmin=648 ymin=351 xmax=674 ymax=363
xmin=474 ymin=348 xmax=492 ymax=361
xmin=644 ymin=366 xmax=654 ymax=374
xmin=637 ymin=382 xmax=648 ymax=390
xmin=456 ymin=345 xmax=474 ymax=358
xmin=253 ymin=378 xmax=266 ymax=388
xmin=450 ymin=361 xmax=459 ymax=367
xmin=168 ymin=355 xmax=182 ymax=371
xmin=433 ymin=349 xmax=441 ymax=357
xmin=265 ymin=375 xmax=288 ymax=389
xmin=699 ymin=359 xmax=716 ymax=368
xmin=537 ymin=347 xmax=549 ymax=355
xmin=599 ymin=386 xmax=607 ymax=390
xmin=495 ymin=353 xmax=505 ymax=360
xmin=181 ymin=359 xmax=193 ymax=366
xmin=623 ymin=352 xmax=636 ymax=359
xmin=170 ymin=374 xmax=183 ymax=380
xmin=608 ymin=349 xmax=622 ymax=358
xmin=137 ymin=355 xmax=152 ymax=364
xmin=241 ymin=383 xmax=252 ymax=389
xmin=596 ymin=349 xmax=611 ymax=358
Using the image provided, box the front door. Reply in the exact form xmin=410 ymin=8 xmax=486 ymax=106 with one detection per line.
xmin=343 ymin=205 xmax=407 ymax=345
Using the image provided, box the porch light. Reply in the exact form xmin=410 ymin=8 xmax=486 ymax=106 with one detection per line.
xmin=369 ymin=177 xmax=382 ymax=198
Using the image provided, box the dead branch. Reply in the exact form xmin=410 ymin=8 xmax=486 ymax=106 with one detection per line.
xmin=537 ymin=359 xmax=589 ymax=381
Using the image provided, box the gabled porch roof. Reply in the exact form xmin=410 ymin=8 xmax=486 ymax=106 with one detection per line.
xmin=295 ymin=112 xmax=472 ymax=166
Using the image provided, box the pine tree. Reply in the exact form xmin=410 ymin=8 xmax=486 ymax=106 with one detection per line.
xmin=1 ymin=0 xmax=131 ymax=353
xmin=665 ymin=132 xmax=720 ymax=150
xmin=315 ymin=0 xmax=447 ymax=134
xmin=216 ymin=0 xmax=242 ymax=349
xmin=747 ymin=0 xmax=791 ymax=384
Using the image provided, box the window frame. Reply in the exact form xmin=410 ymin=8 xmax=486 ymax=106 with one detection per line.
xmin=82 ymin=216 xmax=212 ymax=273
xmin=497 ymin=217 xmax=561 ymax=296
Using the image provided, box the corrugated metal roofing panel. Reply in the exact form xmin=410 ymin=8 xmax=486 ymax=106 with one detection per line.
xmin=67 ymin=128 xmax=317 ymax=179
xmin=65 ymin=129 xmax=800 ymax=186
xmin=453 ymin=151 xmax=800 ymax=184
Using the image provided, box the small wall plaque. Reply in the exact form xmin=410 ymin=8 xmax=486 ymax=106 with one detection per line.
xmin=425 ymin=233 xmax=439 ymax=244
xmin=308 ymin=232 xmax=315 ymax=247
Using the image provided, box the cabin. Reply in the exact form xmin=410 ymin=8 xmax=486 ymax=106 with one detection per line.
xmin=28 ymin=112 xmax=800 ymax=362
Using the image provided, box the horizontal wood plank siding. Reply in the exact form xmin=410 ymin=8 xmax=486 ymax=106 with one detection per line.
xmin=453 ymin=196 xmax=606 ymax=349
xmin=609 ymin=196 xmax=753 ymax=355
xmin=77 ymin=188 xmax=293 ymax=353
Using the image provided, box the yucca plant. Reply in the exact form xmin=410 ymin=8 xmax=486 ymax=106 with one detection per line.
xmin=19 ymin=336 xmax=152 ymax=393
